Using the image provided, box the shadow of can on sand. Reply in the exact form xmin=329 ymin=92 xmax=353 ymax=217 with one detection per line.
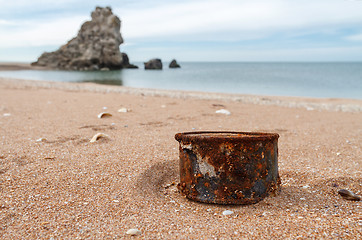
xmin=136 ymin=160 xmax=179 ymax=199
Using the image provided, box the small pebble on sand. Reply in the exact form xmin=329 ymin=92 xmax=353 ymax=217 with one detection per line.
xmin=126 ymin=228 xmax=141 ymax=236
xmin=222 ymin=210 xmax=233 ymax=216
xmin=3 ymin=113 xmax=11 ymax=117
xmin=215 ymin=109 xmax=231 ymax=115
xmin=118 ymin=108 xmax=129 ymax=113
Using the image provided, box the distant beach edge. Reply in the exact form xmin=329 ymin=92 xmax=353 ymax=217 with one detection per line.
xmin=0 ymin=70 xmax=361 ymax=113
xmin=0 ymin=62 xmax=49 ymax=71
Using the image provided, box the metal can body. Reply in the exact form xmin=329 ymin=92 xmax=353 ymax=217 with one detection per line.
xmin=175 ymin=131 xmax=280 ymax=205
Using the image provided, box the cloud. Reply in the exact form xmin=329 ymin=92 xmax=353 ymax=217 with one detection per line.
xmin=345 ymin=33 xmax=362 ymax=41
xmin=2 ymin=0 xmax=362 ymax=47
xmin=0 ymin=15 xmax=87 ymax=47
xmin=116 ymin=0 xmax=362 ymax=41
xmin=0 ymin=19 xmax=16 ymax=26
xmin=1 ymin=0 xmax=362 ymax=61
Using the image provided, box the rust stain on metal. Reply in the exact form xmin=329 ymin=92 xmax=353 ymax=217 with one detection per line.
xmin=175 ymin=131 xmax=281 ymax=205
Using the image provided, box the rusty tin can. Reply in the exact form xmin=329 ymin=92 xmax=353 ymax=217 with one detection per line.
xmin=175 ymin=131 xmax=280 ymax=204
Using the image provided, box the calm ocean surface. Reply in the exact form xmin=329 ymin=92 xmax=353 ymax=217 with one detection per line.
xmin=0 ymin=62 xmax=361 ymax=99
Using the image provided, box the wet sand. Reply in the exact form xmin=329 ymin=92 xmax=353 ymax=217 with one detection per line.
xmin=0 ymin=62 xmax=48 ymax=71
xmin=0 ymin=75 xmax=361 ymax=239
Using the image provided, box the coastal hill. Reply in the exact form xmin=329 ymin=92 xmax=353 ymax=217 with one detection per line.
xmin=32 ymin=6 xmax=137 ymax=71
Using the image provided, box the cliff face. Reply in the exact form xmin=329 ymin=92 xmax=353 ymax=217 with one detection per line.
xmin=32 ymin=7 xmax=128 ymax=70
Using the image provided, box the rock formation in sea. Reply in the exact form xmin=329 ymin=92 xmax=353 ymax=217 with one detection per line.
xmin=144 ymin=59 xmax=163 ymax=70
xmin=32 ymin=6 xmax=136 ymax=70
xmin=169 ymin=59 xmax=180 ymax=68
xmin=121 ymin=53 xmax=138 ymax=69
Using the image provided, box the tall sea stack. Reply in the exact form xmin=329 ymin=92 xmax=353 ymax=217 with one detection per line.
xmin=32 ymin=6 xmax=136 ymax=70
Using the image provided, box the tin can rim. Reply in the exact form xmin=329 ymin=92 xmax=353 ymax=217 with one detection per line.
xmin=175 ymin=131 xmax=279 ymax=142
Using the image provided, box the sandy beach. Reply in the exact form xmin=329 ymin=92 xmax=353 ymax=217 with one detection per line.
xmin=0 ymin=63 xmax=48 ymax=71
xmin=0 ymin=68 xmax=361 ymax=238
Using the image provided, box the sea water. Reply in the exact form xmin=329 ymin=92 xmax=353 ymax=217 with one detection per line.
xmin=0 ymin=62 xmax=361 ymax=99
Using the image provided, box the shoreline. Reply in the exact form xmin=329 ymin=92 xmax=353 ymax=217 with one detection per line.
xmin=1 ymin=77 xmax=362 ymax=113
xmin=0 ymin=62 xmax=49 ymax=71
xmin=0 ymin=73 xmax=361 ymax=238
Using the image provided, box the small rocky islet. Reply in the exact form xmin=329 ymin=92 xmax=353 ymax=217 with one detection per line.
xmin=32 ymin=6 xmax=180 ymax=71
xmin=169 ymin=59 xmax=181 ymax=68
xmin=144 ymin=58 xmax=163 ymax=70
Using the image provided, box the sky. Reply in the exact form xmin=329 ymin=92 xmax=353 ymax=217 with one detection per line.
xmin=0 ymin=0 xmax=362 ymax=62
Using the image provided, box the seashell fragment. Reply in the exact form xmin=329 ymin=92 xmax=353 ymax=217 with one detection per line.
xmin=338 ymin=189 xmax=361 ymax=201
xmin=222 ymin=210 xmax=233 ymax=216
xmin=90 ymin=133 xmax=109 ymax=143
xmin=215 ymin=109 xmax=231 ymax=115
xmin=98 ymin=112 xmax=112 ymax=118
xmin=3 ymin=113 xmax=11 ymax=117
xmin=126 ymin=228 xmax=141 ymax=236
